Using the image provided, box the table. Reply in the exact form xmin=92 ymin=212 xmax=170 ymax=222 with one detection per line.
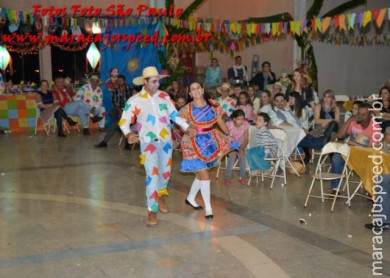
xmin=0 ymin=94 xmax=37 ymax=132
xmin=347 ymin=146 xmax=390 ymax=196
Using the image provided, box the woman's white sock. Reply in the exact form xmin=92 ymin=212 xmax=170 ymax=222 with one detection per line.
xmin=200 ymin=180 xmax=212 ymax=216
xmin=187 ymin=178 xmax=201 ymax=207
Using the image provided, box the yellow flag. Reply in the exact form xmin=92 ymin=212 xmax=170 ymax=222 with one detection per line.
xmin=272 ymin=22 xmax=278 ymax=36
xmin=363 ymin=10 xmax=371 ymax=27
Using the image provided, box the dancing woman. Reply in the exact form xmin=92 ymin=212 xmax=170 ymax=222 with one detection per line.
xmin=180 ymin=82 xmax=239 ymax=218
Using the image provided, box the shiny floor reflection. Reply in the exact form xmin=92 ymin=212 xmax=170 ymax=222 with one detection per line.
xmin=0 ymin=133 xmax=389 ymax=277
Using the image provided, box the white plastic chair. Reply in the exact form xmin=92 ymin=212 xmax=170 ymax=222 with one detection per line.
xmin=34 ymin=105 xmax=55 ymax=136
xmin=304 ymin=142 xmax=351 ymax=211
xmin=335 ymin=95 xmax=350 ymax=102
xmin=247 ymin=127 xmax=286 ymax=189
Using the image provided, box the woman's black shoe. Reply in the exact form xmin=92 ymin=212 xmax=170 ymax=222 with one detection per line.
xmin=58 ymin=130 xmax=67 ymax=137
xmin=185 ymin=199 xmax=203 ymax=210
xmin=205 ymin=214 xmax=213 ymax=219
xmin=66 ymin=117 xmax=77 ymax=126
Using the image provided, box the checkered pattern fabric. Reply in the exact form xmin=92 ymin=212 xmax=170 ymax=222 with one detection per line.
xmin=0 ymin=95 xmax=37 ymax=132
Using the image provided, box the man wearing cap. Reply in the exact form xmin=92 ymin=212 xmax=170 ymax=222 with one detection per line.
xmin=217 ymin=83 xmax=236 ymax=119
xmin=76 ymin=75 xmax=106 ymax=131
xmin=119 ymin=66 xmax=196 ymax=226
xmin=52 ymin=77 xmax=92 ymax=135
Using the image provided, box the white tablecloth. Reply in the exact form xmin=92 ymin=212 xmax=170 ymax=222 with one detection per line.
xmin=278 ymin=126 xmax=306 ymax=156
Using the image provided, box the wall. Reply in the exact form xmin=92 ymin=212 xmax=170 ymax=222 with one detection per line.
xmin=194 ymin=0 xmax=294 ymax=80
xmin=306 ymin=0 xmax=390 ymax=97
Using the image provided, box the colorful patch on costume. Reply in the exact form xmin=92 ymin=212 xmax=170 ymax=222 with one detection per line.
xmin=145 ymin=175 xmax=152 ymax=186
xmin=159 ymin=116 xmax=167 ymax=123
xmin=152 ymin=167 xmax=159 ymax=176
xmin=146 ymin=114 xmax=156 ymax=125
xmin=139 ymin=92 xmax=149 ymax=99
xmin=139 ymin=154 xmax=146 ymax=165
xmin=149 ymin=190 xmax=159 ymax=202
xmin=163 ymin=142 xmax=172 ymax=154
xmin=159 ymin=103 xmax=168 ymax=111
xmin=162 ymin=171 xmax=170 ymax=179
xmin=118 ymin=119 xmax=127 ymax=127
xmin=133 ymin=106 xmax=141 ymax=116
xmin=159 ymin=128 xmax=169 ymax=139
xmin=144 ymin=143 xmax=157 ymax=154
xmin=169 ymin=111 xmax=179 ymax=121
xmin=150 ymin=203 xmax=158 ymax=212
xmin=166 ymin=158 xmax=172 ymax=167
xmin=145 ymin=131 xmax=157 ymax=141
xmin=124 ymin=103 xmax=131 ymax=112
xmin=158 ymin=92 xmax=167 ymax=99
xmin=158 ymin=188 xmax=169 ymax=197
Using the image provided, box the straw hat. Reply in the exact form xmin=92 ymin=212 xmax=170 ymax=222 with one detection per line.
xmin=352 ymin=133 xmax=370 ymax=147
xmin=132 ymin=66 xmax=168 ymax=86
xmin=217 ymin=82 xmax=234 ymax=95
xmin=89 ymin=75 xmax=102 ymax=85
xmin=64 ymin=77 xmax=72 ymax=86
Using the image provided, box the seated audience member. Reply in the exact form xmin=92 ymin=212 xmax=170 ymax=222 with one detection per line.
xmin=236 ymin=91 xmax=255 ymax=122
xmin=365 ymin=175 xmax=390 ymax=231
xmin=249 ymin=61 xmax=276 ymax=91
xmin=171 ymin=95 xmax=188 ymax=150
xmin=286 ymin=68 xmax=315 ymax=111
xmin=344 ymin=100 xmax=362 ymax=122
xmin=225 ymin=109 xmax=249 ymax=185
xmin=246 ymin=112 xmax=278 ymax=176
xmin=217 ymin=83 xmax=236 ymax=118
xmin=272 ymin=82 xmax=283 ymax=96
xmin=259 ymin=90 xmax=279 ymax=125
xmin=175 ymin=95 xmax=187 ymax=111
xmin=233 ymin=84 xmax=243 ymax=99
xmin=167 ymin=80 xmax=183 ymax=100
xmin=312 ymin=89 xmax=340 ymax=141
xmin=289 ymin=92 xmax=309 ymax=130
xmin=36 ymin=80 xmax=77 ymax=137
xmin=76 ymin=75 xmax=106 ymax=131
xmin=95 ymin=75 xmax=133 ymax=148
xmin=372 ymin=86 xmax=390 ymax=133
xmin=330 ymin=102 xmax=378 ymax=193
xmin=52 ymin=77 xmax=91 ymax=135
xmin=227 ymin=56 xmax=247 ymax=81
xmin=247 ymin=86 xmax=260 ymax=114
xmin=273 ymin=93 xmax=327 ymax=163
xmin=204 ymin=58 xmax=222 ymax=90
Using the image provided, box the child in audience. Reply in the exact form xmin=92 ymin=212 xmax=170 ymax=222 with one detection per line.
xmin=225 ymin=109 xmax=249 ymax=185
xmin=246 ymin=112 xmax=278 ymax=176
xmin=344 ymin=100 xmax=362 ymax=122
xmin=236 ymin=91 xmax=255 ymax=122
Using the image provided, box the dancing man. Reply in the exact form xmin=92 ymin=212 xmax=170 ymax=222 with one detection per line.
xmin=119 ymin=66 xmax=195 ymax=227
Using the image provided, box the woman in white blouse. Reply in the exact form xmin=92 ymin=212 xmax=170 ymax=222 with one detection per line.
xmin=288 ymin=91 xmax=309 ymax=130
xmin=247 ymin=85 xmax=260 ymax=114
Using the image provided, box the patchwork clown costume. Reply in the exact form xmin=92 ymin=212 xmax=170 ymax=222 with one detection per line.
xmin=76 ymin=83 xmax=106 ymax=128
xmin=217 ymin=96 xmax=236 ymax=118
xmin=119 ymin=88 xmax=189 ymax=212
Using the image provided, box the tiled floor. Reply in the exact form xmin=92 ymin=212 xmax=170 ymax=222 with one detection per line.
xmin=0 ymin=132 xmax=389 ymax=277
